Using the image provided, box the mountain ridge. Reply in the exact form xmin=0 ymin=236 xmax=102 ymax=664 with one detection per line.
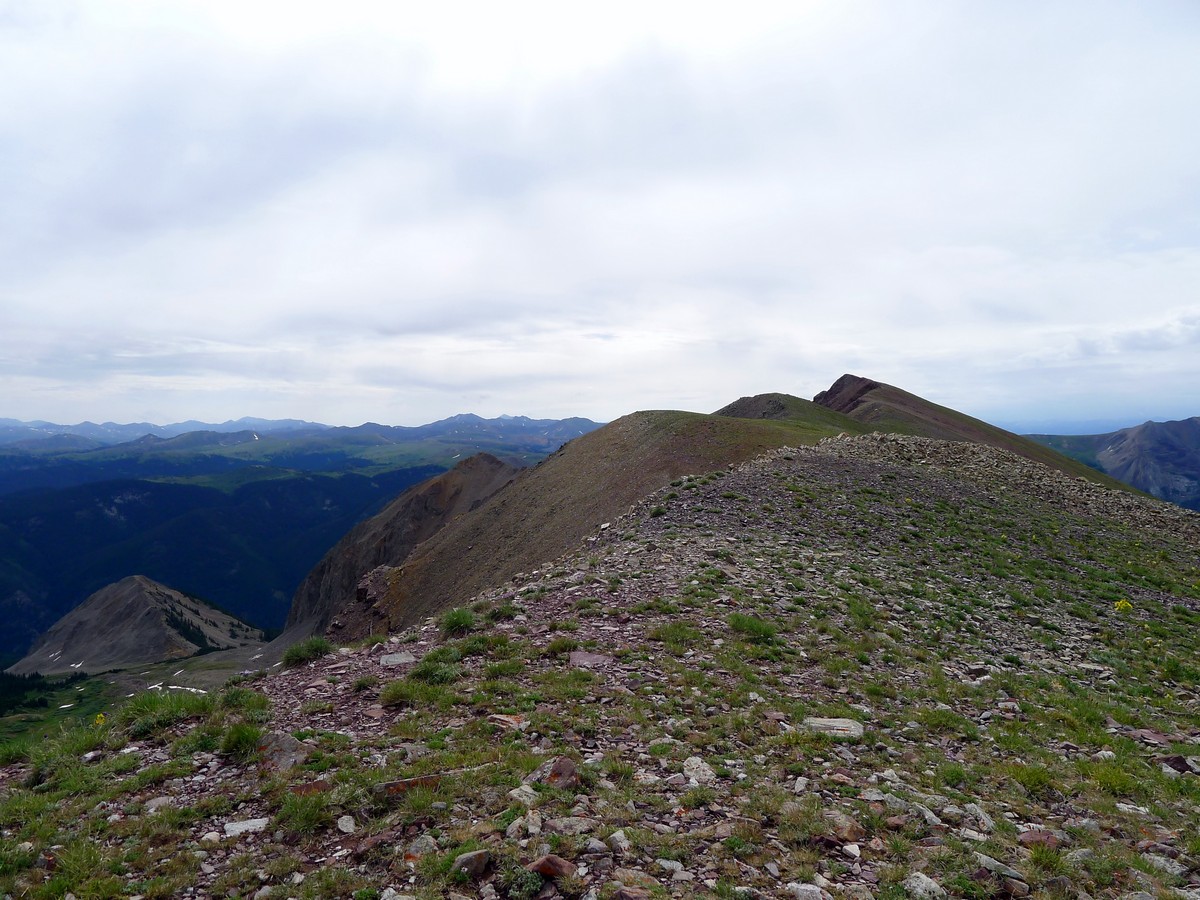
xmin=296 ymin=378 xmax=1136 ymax=645
xmin=811 ymin=374 xmax=1133 ymax=489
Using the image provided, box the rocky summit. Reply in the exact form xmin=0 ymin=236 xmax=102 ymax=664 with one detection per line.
xmin=2 ymin=434 xmax=1200 ymax=900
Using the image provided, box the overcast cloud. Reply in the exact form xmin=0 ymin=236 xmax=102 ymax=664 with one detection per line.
xmin=2 ymin=1 xmax=1198 ymax=432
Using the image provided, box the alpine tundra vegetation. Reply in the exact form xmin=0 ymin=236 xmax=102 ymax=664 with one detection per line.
xmin=2 ymin=430 xmax=1198 ymax=900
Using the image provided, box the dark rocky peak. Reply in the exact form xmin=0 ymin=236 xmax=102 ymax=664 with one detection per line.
xmin=812 ymin=373 xmax=882 ymax=414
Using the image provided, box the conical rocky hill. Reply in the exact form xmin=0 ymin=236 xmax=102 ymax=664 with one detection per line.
xmin=812 ymin=374 xmax=1126 ymax=486
xmin=6 ymin=575 xmax=264 ymax=676
xmin=3 ymin=433 xmax=1198 ymax=899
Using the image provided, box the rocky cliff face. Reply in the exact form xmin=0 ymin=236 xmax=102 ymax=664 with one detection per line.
xmin=284 ymin=453 xmax=521 ymax=636
xmin=6 ymin=575 xmax=264 ymax=676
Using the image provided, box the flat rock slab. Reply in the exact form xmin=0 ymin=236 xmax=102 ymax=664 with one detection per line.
xmin=683 ymin=756 xmax=717 ymax=784
xmin=452 ymin=849 xmax=490 ymax=879
xmin=973 ymin=852 xmax=1024 ymax=880
xmin=380 ymin=651 xmax=417 ymax=666
xmin=545 ymin=816 xmax=597 ymax=835
xmin=568 ymin=650 xmax=613 ymax=668
xmin=258 ymin=731 xmax=311 ymax=773
xmin=903 ymin=873 xmax=947 ymax=898
xmin=801 ymin=717 xmax=864 ymax=739
xmin=224 ymin=817 xmax=270 ymax=838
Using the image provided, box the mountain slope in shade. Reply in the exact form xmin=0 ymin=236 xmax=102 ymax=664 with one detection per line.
xmin=812 ymin=373 xmax=1129 ymax=487
xmin=6 ymin=575 xmax=265 ymax=676
xmin=1029 ymin=417 xmax=1200 ymax=511
xmin=286 ymin=453 xmax=522 ymax=635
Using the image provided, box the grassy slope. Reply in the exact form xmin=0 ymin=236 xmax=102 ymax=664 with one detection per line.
xmin=1027 ymin=433 xmax=1106 ymax=470
xmin=366 ymin=408 xmax=871 ymax=633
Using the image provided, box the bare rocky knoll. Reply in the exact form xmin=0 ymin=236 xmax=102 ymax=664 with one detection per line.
xmin=3 ymin=434 xmax=1199 ymax=900
xmin=6 ymin=575 xmax=265 ymax=676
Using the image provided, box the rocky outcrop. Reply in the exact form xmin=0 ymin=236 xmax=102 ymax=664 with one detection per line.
xmin=6 ymin=575 xmax=264 ymax=675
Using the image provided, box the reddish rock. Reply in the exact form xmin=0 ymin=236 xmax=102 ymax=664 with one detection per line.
xmin=527 ymin=854 xmax=578 ymax=879
xmin=824 ymin=809 xmax=866 ymax=842
xmin=1002 ymin=877 xmax=1030 ymax=897
xmin=615 ymin=890 xmax=652 ymax=900
xmin=374 ymin=774 xmax=444 ymax=798
xmin=524 ymin=755 xmax=580 ymax=790
xmin=1017 ymin=830 xmax=1059 ymax=849
xmin=289 ymin=780 xmax=331 ymax=796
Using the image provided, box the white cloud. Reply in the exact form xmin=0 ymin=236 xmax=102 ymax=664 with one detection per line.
xmin=1 ymin=1 xmax=1198 ymax=429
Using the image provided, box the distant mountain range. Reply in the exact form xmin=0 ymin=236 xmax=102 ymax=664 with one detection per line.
xmin=0 ymin=416 xmax=327 ymax=447
xmin=0 ymin=413 xmax=602 ymax=663
xmin=1028 ymin=417 xmax=1200 ymax=511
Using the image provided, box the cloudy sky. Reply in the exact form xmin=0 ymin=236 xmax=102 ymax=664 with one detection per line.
xmin=2 ymin=1 xmax=1198 ymax=432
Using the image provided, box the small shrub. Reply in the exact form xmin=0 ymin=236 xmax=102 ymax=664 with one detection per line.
xmin=544 ymin=636 xmax=579 ymax=657
xmin=440 ymin=608 xmax=475 ymax=637
xmin=408 ymin=659 xmax=462 ymax=684
xmin=498 ymin=860 xmax=544 ymax=900
xmin=649 ymin=621 xmax=702 ymax=652
xmin=0 ymin=739 xmax=31 ymax=765
xmin=117 ymin=691 xmax=214 ymax=738
xmin=351 ymin=675 xmax=379 ymax=693
xmin=680 ymin=785 xmax=715 ymax=808
xmin=380 ymin=679 xmax=453 ymax=708
xmin=274 ymin=792 xmax=331 ymax=836
xmin=1007 ymin=762 xmax=1059 ymax=800
xmin=220 ymin=722 xmax=263 ymax=762
xmin=219 ymin=686 xmax=269 ymax=713
xmin=486 ymin=602 xmax=519 ymax=622
xmin=727 ymin=613 xmax=778 ymax=644
xmin=282 ymin=637 xmax=333 ymax=668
